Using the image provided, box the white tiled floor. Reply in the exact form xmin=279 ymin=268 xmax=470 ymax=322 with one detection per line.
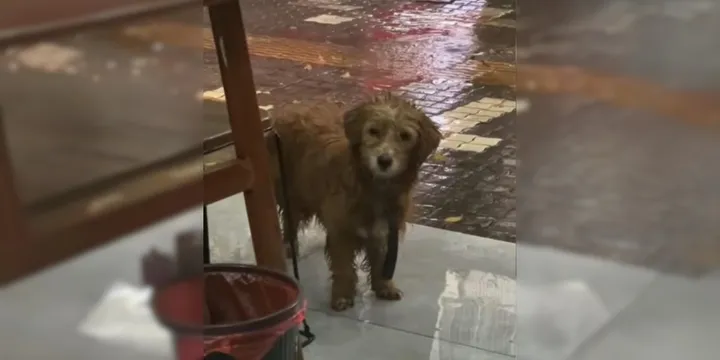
xmin=298 ymin=224 xmax=517 ymax=358
xmin=572 ymin=272 xmax=720 ymax=360
xmin=208 ymin=197 xmax=720 ymax=360
xmin=206 ymin=196 xmax=643 ymax=360
xmin=206 ymin=196 xmax=517 ymax=358
xmin=4 ymin=200 xmax=720 ymax=359
xmin=304 ymin=310 xmax=511 ymax=360
xmin=209 ymin=196 xmax=518 ymax=359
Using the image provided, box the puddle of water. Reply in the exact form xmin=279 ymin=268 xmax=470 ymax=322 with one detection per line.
xmin=356 ymin=4 xmax=489 ymax=86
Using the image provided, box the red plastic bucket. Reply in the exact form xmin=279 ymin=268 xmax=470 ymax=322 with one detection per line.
xmin=152 ymin=264 xmax=305 ymax=360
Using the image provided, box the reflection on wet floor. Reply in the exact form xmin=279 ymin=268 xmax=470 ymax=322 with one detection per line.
xmin=298 ymin=223 xmax=517 ymax=360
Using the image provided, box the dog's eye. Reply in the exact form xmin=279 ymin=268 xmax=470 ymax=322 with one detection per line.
xmin=399 ymin=131 xmax=412 ymax=142
xmin=368 ymin=127 xmax=380 ymax=137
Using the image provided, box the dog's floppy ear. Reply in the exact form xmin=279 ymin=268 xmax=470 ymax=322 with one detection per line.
xmin=343 ymin=104 xmax=366 ymax=145
xmin=414 ymin=113 xmax=442 ymax=162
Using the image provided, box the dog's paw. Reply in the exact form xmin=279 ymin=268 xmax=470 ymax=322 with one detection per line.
xmin=374 ymin=283 xmax=403 ymax=301
xmin=330 ymin=297 xmax=355 ymax=311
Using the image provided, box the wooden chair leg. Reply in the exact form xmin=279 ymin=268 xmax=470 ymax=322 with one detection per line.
xmin=0 ymin=117 xmax=24 ymax=236
xmin=0 ymin=111 xmax=30 ymax=283
xmin=207 ymin=2 xmax=286 ymax=272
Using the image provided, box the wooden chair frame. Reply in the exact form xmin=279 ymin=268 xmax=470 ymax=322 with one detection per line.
xmin=0 ymin=0 xmax=286 ymax=284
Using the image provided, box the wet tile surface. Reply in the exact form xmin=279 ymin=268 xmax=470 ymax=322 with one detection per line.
xmin=204 ymin=0 xmax=518 ymax=241
xmin=298 ymin=224 xmax=517 ymax=356
xmin=573 ymin=272 xmax=720 ymax=360
xmin=304 ymin=309 xmax=513 ymax=360
xmin=516 ymin=244 xmax=657 ymax=359
xmin=0 ymin=210 xmax=201 ymax=360
xmin=208 ymin=195 xmax=711 ymax=360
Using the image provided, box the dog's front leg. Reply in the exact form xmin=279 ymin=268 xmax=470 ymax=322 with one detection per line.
xmin=366 ymin=221 xmax=403 ymax=301
xmin=326 ymin=231 xmax=359 ymax=311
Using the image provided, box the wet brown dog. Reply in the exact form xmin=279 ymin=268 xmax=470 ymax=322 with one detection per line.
xmin=267 ymin=93 xmax=441 ymax=311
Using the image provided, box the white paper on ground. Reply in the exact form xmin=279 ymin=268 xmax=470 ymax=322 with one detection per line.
xmin=78 ymin=281 xmax=173 ymax=357
xmin=517 ymin=280 xmax=612 ymax=360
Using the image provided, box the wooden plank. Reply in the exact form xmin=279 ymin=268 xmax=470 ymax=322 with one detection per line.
xmin=208 ymin=1 xmax=287 ymax=272
xmin=0 ymin=151 xmax=203 ymax=285
xmin=0 ymin=0 xmax=196 ymax=46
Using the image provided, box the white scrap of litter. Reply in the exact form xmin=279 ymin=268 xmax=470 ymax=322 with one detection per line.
xmin=304 ymin=64 xmax=313 ymax=70
xmin=64 ymin=66 xmax=79 ymax=75
xmin=259 ymin=105 xmax=274 ymax=111
xmin=14 ymin=42 xmax=83 ymax=73
xmin=151 ymin=42 xmax=165 ymax=53
xmin=515 ymin=98 xmax=531 ymax=114
xmin=304 ymin=14 xmax=354 ymax=25
xmin=203 ymin=87 xmax=225 ymax=101
xmin=341 ymin=72 xmax=352 ymax=78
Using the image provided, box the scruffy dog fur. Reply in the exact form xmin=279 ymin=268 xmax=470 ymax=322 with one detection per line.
xmin=266 ymin=93 xmax=441 ymax=311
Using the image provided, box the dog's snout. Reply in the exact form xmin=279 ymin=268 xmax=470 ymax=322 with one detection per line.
xmin=376 ymin=154 xmax=393 ymax=170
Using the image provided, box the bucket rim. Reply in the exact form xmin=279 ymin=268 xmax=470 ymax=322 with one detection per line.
xmin=151 ymin=263 xmax=302 ymax=337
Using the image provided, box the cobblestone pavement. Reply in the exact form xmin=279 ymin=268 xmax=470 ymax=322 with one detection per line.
xmin=202 ymin=0 xmax=518 ymax=241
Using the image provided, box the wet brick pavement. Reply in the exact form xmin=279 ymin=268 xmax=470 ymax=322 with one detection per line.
xmin=202 ymin=0 xmax=720 ymax=274
xmin=411 ymin=84 xmax=516 ymax=241
xmin=204 ymin=0 xmax=518 ymax=241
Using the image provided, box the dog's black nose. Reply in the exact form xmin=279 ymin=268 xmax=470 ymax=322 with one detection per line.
xmin=377 ymin=154 xmax=393 ymax=170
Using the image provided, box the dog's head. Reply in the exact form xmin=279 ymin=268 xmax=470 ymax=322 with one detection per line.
xmin=343 ymin=92 xmax=441 ymax=179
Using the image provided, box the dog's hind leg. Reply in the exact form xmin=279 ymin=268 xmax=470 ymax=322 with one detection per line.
xmin=325 ymin=229 xmax=359 ymax=311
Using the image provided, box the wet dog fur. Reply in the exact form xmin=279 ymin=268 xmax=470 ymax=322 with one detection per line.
xmin=266 ymin=93 xmax=441 ymax=311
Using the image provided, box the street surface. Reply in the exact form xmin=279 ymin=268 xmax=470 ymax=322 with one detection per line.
xmin=203 ymin=0 xmax=519 ymax=242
